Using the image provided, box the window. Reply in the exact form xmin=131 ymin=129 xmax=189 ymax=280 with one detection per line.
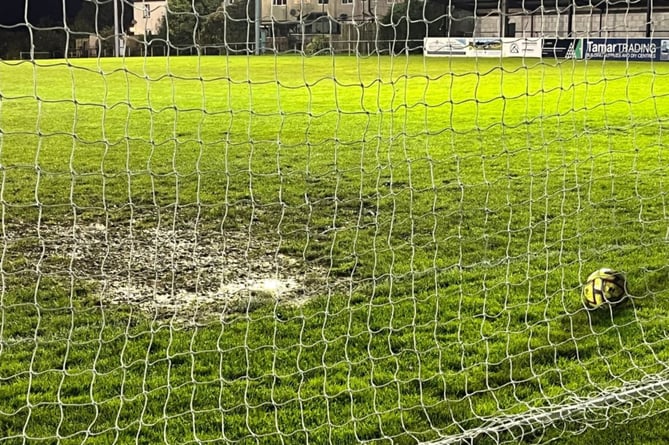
xmin=318 ymin=0 xmax=329 ymax=4
xmin=143 ymin=4 xmax=151 ymax=18
xmin=341 ymin=0 xmax=352 ymax=4
xmin=273 ymin=0 xmax=287 ymax=5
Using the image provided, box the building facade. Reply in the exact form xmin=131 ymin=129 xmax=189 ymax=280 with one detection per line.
xmin=476 ymin=8 xmax=669 ymax=38
xmin=131 ymin=0 xmax=168 ymax=37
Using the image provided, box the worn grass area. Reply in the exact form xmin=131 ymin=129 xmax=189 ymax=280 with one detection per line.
xmin=1 ymin=55 xmax=669 ymax=444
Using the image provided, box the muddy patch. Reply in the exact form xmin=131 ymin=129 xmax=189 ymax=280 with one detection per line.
xmin=5 ymin=221 xmax=342 ymax=321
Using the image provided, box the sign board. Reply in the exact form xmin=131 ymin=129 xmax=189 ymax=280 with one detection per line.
xmin=541 ymin=38 xmax=669 ymax=61
xmin=424 ymin=37 xmax=541 ymax=58
xmin=542 ymin=39 xmax=583 ymax=59
xmin=425 ymin=37 xmax=669 ymax=62
xmin=582 ymin=38 xmax=669 ymax=61
xmin=468 ymin=38 xmax=503 ymax=57
xmin=502 ymin=38 xmax=542 ymax=58
xmin=423 ymin=38 xmax=469 ymax=57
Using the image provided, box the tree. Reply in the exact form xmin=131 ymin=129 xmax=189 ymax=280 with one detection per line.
xmin=0 ymin=28 xmax=29 ymax=59
xmin=70 ymin=0 xmax=134 ymax=34
xmin=161 ymin=0 xmax=218 ymax=47
xmin=72 ymin=1 xmax=112 ymax=33
xmin=380 ymin=1 xmax=468 ymax=54
xmin=68 ymin=0 xmax=135 ymax=57
xmin=31 ymin=18 xmax=69 ymax=57
xmin=161 ymin=0 xmax=255 ymax=50
xmin=203 ymin=2 xmax=255 ymax=48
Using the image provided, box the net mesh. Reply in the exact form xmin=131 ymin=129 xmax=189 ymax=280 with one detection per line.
xmin=1 ymin=0 xmax=669 ymax=444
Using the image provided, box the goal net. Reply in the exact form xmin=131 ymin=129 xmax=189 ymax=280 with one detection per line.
xmin=1 ymin=0 xmax=669 ymax=443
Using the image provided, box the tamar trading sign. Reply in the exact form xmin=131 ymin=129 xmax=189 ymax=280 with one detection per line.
xmin=583 ymin=38 xmax=669 ymax=61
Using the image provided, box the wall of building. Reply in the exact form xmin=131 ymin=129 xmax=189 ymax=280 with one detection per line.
xmin=476 ymin=9 xmax=669 ymax=38
xmin=261 ymin=0 xmax=405 ymax=23
xmin=132 ymin=0 xmax=168 ymax=36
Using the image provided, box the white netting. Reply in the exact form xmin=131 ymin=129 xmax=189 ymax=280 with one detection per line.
xmin=1 ymin=0 xmax=669 ymax=444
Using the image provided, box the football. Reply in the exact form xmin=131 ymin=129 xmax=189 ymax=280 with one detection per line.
xmin=582 ymin=268 xmax=628 ymax=309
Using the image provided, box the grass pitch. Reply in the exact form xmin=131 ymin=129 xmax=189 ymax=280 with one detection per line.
xmin=1 ymin=55 xmax=669 ymax=444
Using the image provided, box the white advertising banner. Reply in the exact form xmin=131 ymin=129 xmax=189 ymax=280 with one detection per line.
xmin=424 ymin=37 xmax=543 ymax=59
xmin=501 ymin=38 xmax=542 ymax=58
xmin=468 ymin=38 xmax=503 ymax=58
xmin=423 ymin=37 xmax=470 ymax=57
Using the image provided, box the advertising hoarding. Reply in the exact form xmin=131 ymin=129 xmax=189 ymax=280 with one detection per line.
xmin=502 ymin=38 xmax=542 ymax=58
xmin=582 ymin=38 xmax=669 ymax=61
xmin=542 ymin=39 xmax=583 ymax=59
xmin=468 ymin=38 xmax=503 ymax=57
xmin=424 ymin=37 xmax=541 ymax=58
xmin=423 ymin=38 xmax=469 ymax=57
xmin=425 ymin=37 xmax=669 ymax=61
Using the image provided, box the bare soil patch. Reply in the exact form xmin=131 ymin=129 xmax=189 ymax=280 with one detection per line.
xmin=5 ymin=221 xmax=341 ymax=321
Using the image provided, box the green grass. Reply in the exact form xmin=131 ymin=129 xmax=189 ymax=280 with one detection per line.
xmin=1 ymin=54 xmax=669 ymax=444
